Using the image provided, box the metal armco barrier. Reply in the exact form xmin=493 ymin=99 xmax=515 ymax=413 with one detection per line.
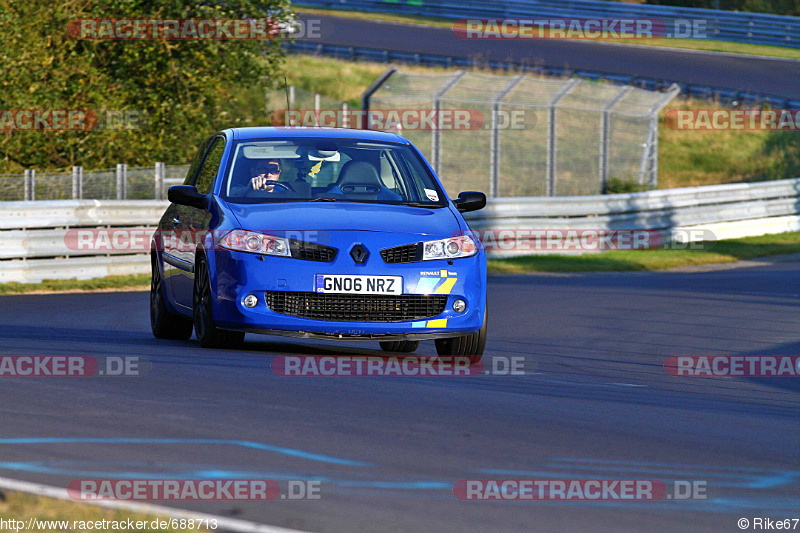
xmin=1 ymin=178 xmax=799 ymax=281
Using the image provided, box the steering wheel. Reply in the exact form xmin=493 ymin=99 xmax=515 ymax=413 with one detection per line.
xmin=267 ymin=182 xmax=293 ymax=192
xmin=246 ymin=181 xmax=293 ymax=195
xmin=341 ymin=183 xmax=381 ymax=194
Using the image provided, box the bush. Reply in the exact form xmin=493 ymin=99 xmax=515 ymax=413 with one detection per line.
xmin=0 ymin=0 xmax=291 ymax=172
xmin=604 ymin=178 xmax=651 ymax=194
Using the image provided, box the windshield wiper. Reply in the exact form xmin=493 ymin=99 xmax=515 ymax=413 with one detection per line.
xmin=400 ymin=201 xmax=439 ymax=208
xmin=308 ymin=197 xmax=340 ymax=202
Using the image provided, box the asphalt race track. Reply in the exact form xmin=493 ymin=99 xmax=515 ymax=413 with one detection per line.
xmin=297 ymin=14 xmax=800 ymax=100
xmin=0 ymin=257 xmax=798 ymax=532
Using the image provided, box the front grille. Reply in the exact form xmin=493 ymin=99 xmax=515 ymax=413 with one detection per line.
xmin=290 ymin=240 xmax=337 ymax=263
xmin=265 ymin=291 xmax=447 ymax=322
xmin=380 ymin=243 xmax=422 ymax=264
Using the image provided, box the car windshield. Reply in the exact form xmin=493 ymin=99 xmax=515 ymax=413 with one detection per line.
xmin=221 ymin=137 xmax=447 ymax=207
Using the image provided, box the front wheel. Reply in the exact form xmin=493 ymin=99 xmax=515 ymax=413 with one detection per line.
xmin=193 ymin=255 xmax=245 ymax=349
xmin=379 ymin=340 xmax=419 ymax=353
xmin=434 ymin=310 xmax=487 ymax=365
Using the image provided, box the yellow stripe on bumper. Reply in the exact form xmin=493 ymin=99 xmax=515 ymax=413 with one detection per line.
xmin=433 ymin=277 xmax=457 ymax=294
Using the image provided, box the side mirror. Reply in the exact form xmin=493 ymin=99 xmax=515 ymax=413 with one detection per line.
xmin=168 ymin=185 xmax=207 ymax=209
xmin=452 ymin=191 xmax=486 ymax=213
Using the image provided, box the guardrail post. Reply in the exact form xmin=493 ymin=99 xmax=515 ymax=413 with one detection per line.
xmin=600 ymin=86 xmax=633 ymax=192
xmin=547 ymin=79 xmax=579 ymax=197
xmin=155 ymin=162 xmax=164 ymax=200
xmin=72 ymin=166 xmax=83 ymax=199
xmin=431 ymin=70 xmax=466 ymax=177
xmin=490 ymin=75 xmax=525 ymax=198
xmin=116 ymin=163 xmax=127 ymax=200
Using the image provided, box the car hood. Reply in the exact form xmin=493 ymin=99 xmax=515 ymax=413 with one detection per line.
xmin=224 ymin=201 xmax=459 ymax=236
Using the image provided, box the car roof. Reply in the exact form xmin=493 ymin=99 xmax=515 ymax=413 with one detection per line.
xmin=224 ymin=127 xmax=411 ymax=144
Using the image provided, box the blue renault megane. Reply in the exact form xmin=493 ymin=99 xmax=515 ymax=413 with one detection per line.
xmin=150 ymin=127 xmax=487 ymax=362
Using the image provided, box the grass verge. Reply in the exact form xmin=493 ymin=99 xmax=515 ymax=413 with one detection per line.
xmin=487 ymin=231 xmax=800 ymax=274
xmin=0 ymin=274 xmax=149 ymax=295
xmin=0 ymin=489 xmax=206 ymax=532
xmin=294 ymin=6 xmax=800 ymax=60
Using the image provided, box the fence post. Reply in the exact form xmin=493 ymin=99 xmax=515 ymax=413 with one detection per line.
xmin=431 ymin=70 xmax=466 ymax=177
xmin=314 ymin=93 xmax=321 ymax=126
xmin=490 ymin=75 xmax=525 ymax=198
xmin=155 ymin=162 xmax=164 ymax=200
xmin=72 ymin=166 xmax=84 ymax=199
xmin=360 ymin=66 xmax=397 ymax=130
xmin=116 ymin=163 xmax=127 ymax=200
xmin=24 ymin=169 xmax=31 ymax=201
xmin=600 ymin=86 xmax=632 ymax=193
xmin=547 ymin=79 xmax=579 ymax=197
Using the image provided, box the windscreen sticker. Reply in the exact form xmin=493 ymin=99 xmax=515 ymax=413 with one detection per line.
xmin=424 ymin=188 xmax=439 ymax=202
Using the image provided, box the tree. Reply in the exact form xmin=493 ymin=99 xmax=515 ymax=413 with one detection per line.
xmin=0 ymin=0 xmax=291 ymax=172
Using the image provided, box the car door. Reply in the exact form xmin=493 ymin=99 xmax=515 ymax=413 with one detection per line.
xmin=163 ymin=135 xmax=214 ymax=308
xmin=171 ymin=135 xmax=227 ymax=308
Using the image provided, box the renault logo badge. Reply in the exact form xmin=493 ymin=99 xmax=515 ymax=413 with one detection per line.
xmin=350 ymin=244 xmax=368 ymax=264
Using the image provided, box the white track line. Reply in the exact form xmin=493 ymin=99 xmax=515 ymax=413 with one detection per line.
xmin=0 ymin=476 xmax=314 ymax=533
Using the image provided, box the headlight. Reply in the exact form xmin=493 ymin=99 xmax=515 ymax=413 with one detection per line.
xmin=422 ymin=235 xmax=478 ymax=260
xmin=219 ymin=230 xmax=290 ymax=256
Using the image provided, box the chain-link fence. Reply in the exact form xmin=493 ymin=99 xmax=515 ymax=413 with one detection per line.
xmin=0 ymin=164 xmax=190 ymax=201
xmin=367 ymin=70 xmax=680 ymax=196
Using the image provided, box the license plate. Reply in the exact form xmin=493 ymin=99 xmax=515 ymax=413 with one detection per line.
xmin=315 ymin=274 xmax=402 ymax=295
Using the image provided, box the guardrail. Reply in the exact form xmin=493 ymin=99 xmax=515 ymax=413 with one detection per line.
xmin=286 ymin=42 xmax=800 ymax=109
xmin=1 ymin=178 xmax=799 ymax=282
xmin=295 ymin=0 xmax=800 ymax=48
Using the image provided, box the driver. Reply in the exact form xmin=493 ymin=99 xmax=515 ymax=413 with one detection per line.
xmin=249 ymin=159 xmax=282 ymax=192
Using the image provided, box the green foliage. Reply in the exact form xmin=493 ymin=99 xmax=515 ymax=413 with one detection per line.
xmin=0 ymin=0 xmax=290 ymax=172
xmin=604 ymin=177 xmax=650 ymax=194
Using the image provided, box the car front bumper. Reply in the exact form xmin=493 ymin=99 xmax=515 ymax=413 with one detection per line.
xmin=208 ymin=238 xmax=486 ymax=339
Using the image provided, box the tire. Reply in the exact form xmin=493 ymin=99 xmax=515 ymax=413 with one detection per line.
xmin=193 ymin=255 xmax=245 ymax=349
xmin=150 ymin=253 xmax=193 ymax=340
xmin=379 ymin=340 xmax=420 ymax=353
xmin=434 ymin=310 xmax=487 ymax=365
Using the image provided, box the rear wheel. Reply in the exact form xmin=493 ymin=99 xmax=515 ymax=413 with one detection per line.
xmin=434 ymin=310 xmax=487 ymax=365
xmin=150 ymin=253 xmax=193 ymax=340
xmin=193 ymin=255 xmax=245 ymax=349
xmin=379 ymin=340 xmax=420 ymax=353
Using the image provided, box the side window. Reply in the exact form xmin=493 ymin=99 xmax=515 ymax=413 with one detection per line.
xmin=183 ymin=136 xmax=214 ymax=185
xmin=194 ymin=137 xmax=226 ymax=194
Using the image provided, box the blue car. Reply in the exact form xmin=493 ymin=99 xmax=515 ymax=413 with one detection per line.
xmin=150 ymin=127 xmax=487 ymax=362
